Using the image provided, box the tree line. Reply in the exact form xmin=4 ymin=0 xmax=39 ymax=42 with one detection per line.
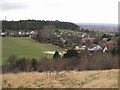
xmin=2 ymin=49 xmax=118 ymax=74
xmin=2 ymin=20 xmax=80 ymax=31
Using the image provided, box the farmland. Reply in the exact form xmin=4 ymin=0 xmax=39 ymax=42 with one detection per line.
xmin=2 ymin=37 xmax=63 ymax=65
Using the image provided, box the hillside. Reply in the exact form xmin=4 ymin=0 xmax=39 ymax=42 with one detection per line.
xmin=2 ymin=20 xmax=80 ymax=31
xmin=2 ymin=37 xmax=63 ymax=64
xmin=2 ymin=69 xmax=118 ymax=88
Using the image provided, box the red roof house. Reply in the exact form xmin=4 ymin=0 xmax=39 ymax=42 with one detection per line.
xmin=82 ymin=38 xmax=94 ymax=42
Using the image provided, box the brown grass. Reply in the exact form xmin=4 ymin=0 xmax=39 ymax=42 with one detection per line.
xmin=2 ymin=69 xmax=118 ymax=88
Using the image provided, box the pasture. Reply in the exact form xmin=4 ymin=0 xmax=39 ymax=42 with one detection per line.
xmin=2 ymin=37 xmax=63 ymax=65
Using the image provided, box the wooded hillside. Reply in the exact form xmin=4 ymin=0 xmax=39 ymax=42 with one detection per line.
xmin=2 ymin=20 xmax=80 ymax=31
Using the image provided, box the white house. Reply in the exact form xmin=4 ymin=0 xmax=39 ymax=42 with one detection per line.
xmin=75 ymin=45 xmax=86 ymax=51
xmin=57 ymin=35 xmax=61 ymax=37
xmin=26 ymin=32 xmax=30 ymax=35
xmin=82 ymin=33 xmax=86 ymax=38
xmin=103 ymin=46 xmax=108 ymax=52
xmin=30 ymin=31 xmax=35 ymax=34
xmin=88 ymin=45 xmax=102 ymax=51
xmin=1 ymin=32 xmax=5 ymax=35
xmin=103 ymin=38 xmax=108 ymax=41
xmin=18 ymin=31 xmax=22 ymax=35
xmin=75 ymin=46 xmax=79 ymax=50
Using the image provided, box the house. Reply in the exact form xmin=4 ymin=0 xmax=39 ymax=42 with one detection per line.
xmin=103 ymin=38 xmax=108 ymax=41
xmin=82 ymin=38 xmax=94 ymax=42
xmin=18 ymin=31 xmax=22 ymax=35
xmin=30 ymin=31 xmax=35 ymax=34
xmin=82 ymin=33 xmax=86 ymax=38
xmin=1 ymin=31 xmax=7 ymax=36
xmin=1 ymin=32 xmax=5 ymax=36
xmin=57 ymin=35 xmax=61 ymax=38
xmin=106 ymin=40 xmax=117 ymax=46
xmin=75 ymin=45 xmax=86 ymax=51
xmin=60 ymin=38 xmax=66 ymax=43
xmin=26 ymin=32 xmax=30 ymax=35
xmin=103 ymin=46 xmax=108 ymax=52
xmin=88 ymin=45 xmax=102 ymax=51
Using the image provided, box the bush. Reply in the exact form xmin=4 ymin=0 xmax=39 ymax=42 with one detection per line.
xmin=2 ymin=52 xmax=118 ymax=73
xmin=16 ymin=57 xmax=27 ymax=71
xmin=102 ymin=34 xmax=109 ymax=38
xmin=7 ymin=55 xmax=18 ymax=65
xmin=31 ymin=58 xmax=37 ymax=71
xmin=63 ymin=49 xmax=79 ymax=58
xmin=111 ymin=48 xmax=118 ymax=55
xmin=53 ymin=51 xmax=60 ymax=58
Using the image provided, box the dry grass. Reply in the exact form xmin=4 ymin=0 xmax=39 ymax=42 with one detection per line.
xmin=2 ymin=69 xmax=118 ymax=88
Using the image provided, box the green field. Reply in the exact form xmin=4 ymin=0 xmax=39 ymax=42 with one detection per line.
xmin=2 ymin=37 xmax=63 ymax=64
xmin=58 ymin=29 xmax=82 ymax=34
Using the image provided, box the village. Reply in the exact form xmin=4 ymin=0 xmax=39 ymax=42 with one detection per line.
xmin=1 ymin=27 xmax=119 ymax=54
xmin=1 ymin=0 xmax=119 ymax=88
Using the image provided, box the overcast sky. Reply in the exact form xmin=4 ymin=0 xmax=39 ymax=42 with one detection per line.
xmin=0 ymin=0 xmax=119 ymax=24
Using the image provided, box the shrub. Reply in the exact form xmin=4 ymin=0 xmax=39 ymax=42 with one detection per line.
xmin=63 ymin=49 xmax=79 ymax=58
xmin=2 ymin=52 xmax=118 ymax=73
xmin=7 ymin=55 xmax=18 ymax=65
xmin=31 ymin=58 xmax=37 ymax=71
xmin=15 ymin=57 xmax=27 ymax=71
xmin=111 ymin=48 xmax=118 ymax=55
xmin=53 ymin=51 xmax=60 ymax=58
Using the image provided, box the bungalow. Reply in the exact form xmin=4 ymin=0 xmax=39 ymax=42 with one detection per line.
xmin=30 ymin=31 xmax=35 ymax=34
xmin=103 ymin=38 xmax=108 ymax=41
xmin=82 ymin=33 xmax=86 ymax=38
xmin=82 ymin=38 xmax=94 ymax=42
xmin=88 ymin=45 xmax=102 ymax=51
xmin=106 ymin=40 xmax=117 ymax=46
xmin=75 ymin=45 xmax=86 ymax=51
xmin=1 ymin=32 xmax=5 ymax=36
xmin=18 ymin=31 xmax=22 ymax=35
xmin=1 ymin=31 xmax=7 ymax=36
xmin=26 ymin=32 xmax=30 ymax=35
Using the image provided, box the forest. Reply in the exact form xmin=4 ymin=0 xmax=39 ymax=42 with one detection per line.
xmin=2 ymin=20 xmax=80 ymax=31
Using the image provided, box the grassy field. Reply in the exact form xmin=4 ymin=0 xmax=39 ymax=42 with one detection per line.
xmin=2 ymin=37 xmax=63 ymax=65
xmin=2 ymin=69 xmax=118 ymax=88
xmin=58 ymin=29 xmax=82 ymax=34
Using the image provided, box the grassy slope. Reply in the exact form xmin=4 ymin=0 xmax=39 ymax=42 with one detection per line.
xmin=58 ymin=29 xmax=82 ymax=34
xmin=2 ymin=37 xmax=63 ymax=64
xmin=2 ymin=69 xmax=118 ymax=88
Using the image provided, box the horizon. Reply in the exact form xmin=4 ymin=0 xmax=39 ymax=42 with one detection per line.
xmin=2 ymin=19 xmax=118 ymax=25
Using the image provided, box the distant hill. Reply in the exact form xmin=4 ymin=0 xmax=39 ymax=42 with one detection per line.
xmin=2 ymin=20 xmax=80 ymax=31
xmin=77 ymin=23 xmax=118 ymax=33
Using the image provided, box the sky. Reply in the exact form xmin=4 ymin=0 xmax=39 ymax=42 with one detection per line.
xmin=0 ymin=0 xmax=119 ymax=24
